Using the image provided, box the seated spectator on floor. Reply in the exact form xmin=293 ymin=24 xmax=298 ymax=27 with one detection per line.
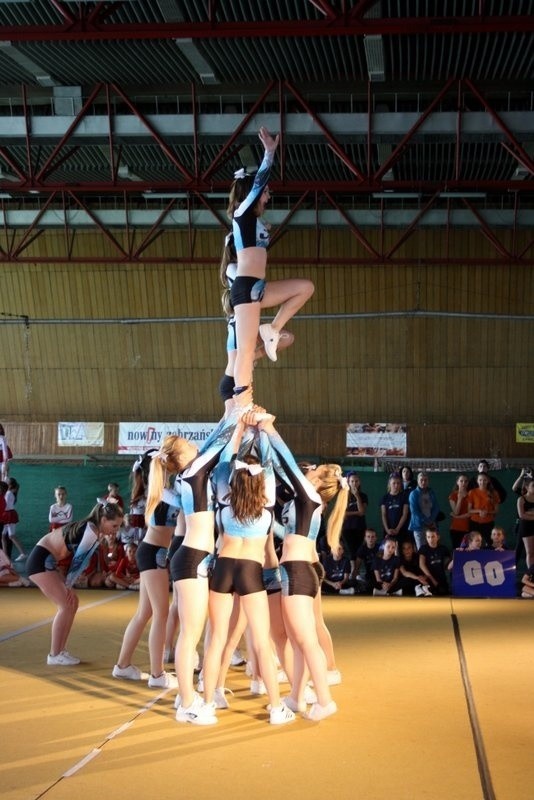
xmin=419 ymin=527 xmax=451 ymax=596
xmin=399 ymin=540 xmax=433 ymax=597
xmin=352 ymin=528 xmax=380 ymax=594
xmin=103 ymin=530 xmax=125 ymax=572
xmin=490 ymin=526 xmax=507 ymax=551
xmin=105 ymin=543 xmax=140 ymax=590
xmin=0 ymin=548 xmax=30 ymax=587
xmin=321 ymin=543 xmax=356 ymax=595
xmin=373 ymin=538 xmax=401 ymax=596
xmin=521 ymin=569 xmax=534 ymax=598
xmin=448 ymin=530 xmax=484 ymax=573
xmin=73 ymin=536 xmax=111 ymax=588
xmin=117 ymin=513 xmax=140 ymax=546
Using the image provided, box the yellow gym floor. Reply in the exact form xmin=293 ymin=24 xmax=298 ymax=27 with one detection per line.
xmin=0 ymin=590 xmax=530 ymax=800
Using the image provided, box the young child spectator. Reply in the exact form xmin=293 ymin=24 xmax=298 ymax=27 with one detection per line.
xmin=448 ymin=531 xmax=484 ymax=573
xmin=103 ymin=529 xmax=125 ymax=572
xmin=0 ymin=548 xmax=30 ymax=587
xmin=49 ymin=486 xmax=74 ymax=530
xmin=490 ymin=526 xmax=507 ymax=551
xmin=2 ymin=477 xmax=26 ymax=562
xmin=321 ymin=543 xmax=354 ymax=595
xmin=117 ymin=513 xmax=139 ymax=546
xmin=373 ymin=538 xmax=401 ymax=596
xmin=352 ymin=528 xmax=380 ymax=593
xmin=419 ymin=527 xmax=451 ymax=595
xmin=99 ymin=482 xmax=125 ymax=511
xmin=399 ymin=540 xmax=433 ymax=596
xmin=105 ymin=543 xmax=140 ymax=590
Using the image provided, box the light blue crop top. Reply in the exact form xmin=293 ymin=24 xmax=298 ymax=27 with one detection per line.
xmin=173 ymin=415 xmax=236 ymax=516
xmin=214 ymin=428 xmax=275 ymax=539
xmin=267 ymin=430 xmax=322 ymax=542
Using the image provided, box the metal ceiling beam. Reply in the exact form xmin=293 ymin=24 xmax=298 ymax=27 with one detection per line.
xmin=2 ymin=15 xmax=534 ymax=42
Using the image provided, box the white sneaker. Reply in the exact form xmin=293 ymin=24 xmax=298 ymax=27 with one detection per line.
xmin=250 ymin=678 xmax=267 ymax=695
xmin=283 ymin=695 xmax=306 ymax=714
xmin=327 ymin=669 xmax=342 ymax=686
xmin=112 ymin=664 xmax=143 ymax=681
xmin=269 ymin=701 xmax=296 ymax=725
xmin=230 ymin=649 xmax=246 ymax=667
xmin=148 ymin=671 xmax=178 ymax=689
xmin=15 ymin=554 xmax=27 ymax=562
xmin=214 ymin=687 xmax=233 ymax=709
xmin=415 ymin=584 xmax=426 ymax=597
xmin=339 ymin=587 xmax=355 ymax=595
xmin=277 ymin=669 xmax=289 ymax=684
xmin=422 ymin=585 xmax=433 ymax=597
xmin=304 ymin=700 xmax=338 ymax=721
xmin=175 ymin=694 xmax=217 ymax=726
xmin=303 ymin=684 xmax=317 ymax=704
xmin=47 ymin=650 xmax=80 ymax=666
xmin=245 ymin=661 xmax=253 ymax=677
xmin=259 ymin=323 xmax=280 ymax=361
xmin=197 ymin=670 xmax=204 ymax=692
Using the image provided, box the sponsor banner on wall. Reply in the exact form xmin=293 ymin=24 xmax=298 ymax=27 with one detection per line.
xmin=452 ymin=550 xmax=516 ymax=598
xmin=58 ymin=422 xmax=105 ymax=447
xmin=346 ymin=423 xmax=407 ymax=457
xmin=118 ymin=422 xmax=218 ymax=455
xmin=516 ymin=423 xmax=534 ymax=444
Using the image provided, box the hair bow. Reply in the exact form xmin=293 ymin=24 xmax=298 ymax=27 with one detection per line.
xmin=233 ymin=167 xmax=247 ymax=179
xmin=339 ymin=476 xmax=349 ymax=490
xmin=151 ymin=450 xmax=168 ymax=464
xmin=132 ymin=455 xmax=143 ymax=472
xmin=234 ymin=459 xmax=263 ymax=476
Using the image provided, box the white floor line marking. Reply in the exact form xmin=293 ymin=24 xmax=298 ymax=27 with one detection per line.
xmin=0 ymin=591 xmax=128 ymax=643
xmin=105 ymin=691 xmax=170 ymax=741
xmin=62 ymin=749 xmax=102 ymax=777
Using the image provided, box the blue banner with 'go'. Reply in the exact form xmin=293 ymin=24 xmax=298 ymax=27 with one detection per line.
xmin=452 ymin=550 xmax=517 ymax=598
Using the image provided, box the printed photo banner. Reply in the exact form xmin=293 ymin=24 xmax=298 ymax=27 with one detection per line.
xmin=118 ymin=422 xmax=218 ymax=455
xmin=452 ymin=550 xmax=516 ymax=598
xmin=346 ymin=423 xmax=407 ymax=457
xmin=58 ymin=422 xmax=105 ymax=447
xmin=516 ymin=423 xmax=534 ymax=444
